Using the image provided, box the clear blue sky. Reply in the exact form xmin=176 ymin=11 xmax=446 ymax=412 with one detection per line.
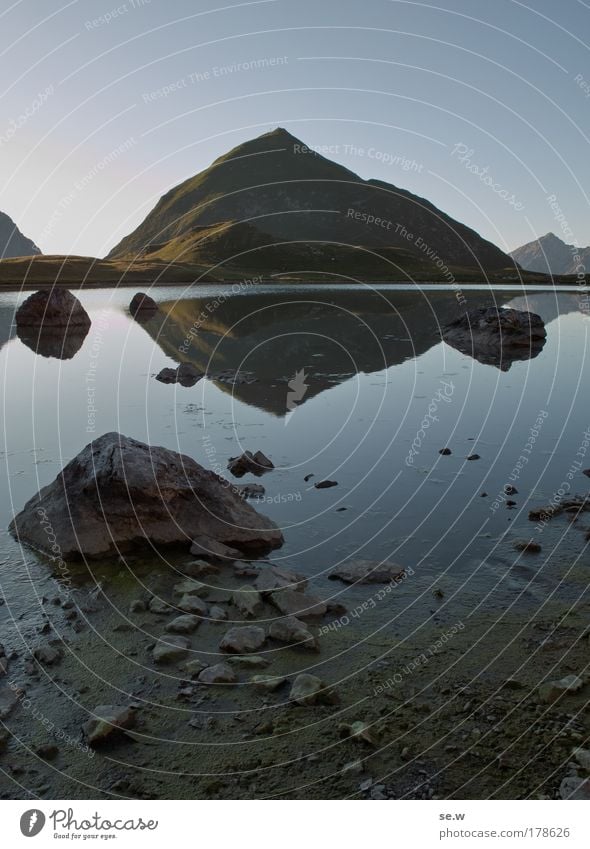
xmin=1 ymin=0 xmax=589 ymax=257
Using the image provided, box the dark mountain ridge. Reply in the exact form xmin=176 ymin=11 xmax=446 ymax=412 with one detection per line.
xmin=0 ymin=211 xmax=41 ymax=258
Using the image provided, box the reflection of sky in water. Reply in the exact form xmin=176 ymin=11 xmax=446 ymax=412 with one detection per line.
xmin=1 ymin=286 xmax=589 ymax=632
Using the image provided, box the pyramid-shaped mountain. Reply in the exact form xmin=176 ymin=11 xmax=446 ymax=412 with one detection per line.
xmin=510 ymin=232 xmax=590 ymax=275
xmin=0 ymin=211 xmax=41 ymax=258
xmin=108 ymin=128 xmax=514 ymax=275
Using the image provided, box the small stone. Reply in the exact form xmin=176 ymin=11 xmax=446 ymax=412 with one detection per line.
xmin=227 ymin=655 xmax=270 ymax=668
xmin=573 ymin=748 xmax=590 ymax=772
xmin=173 ymin=579 xmax=209 ymax=598
xmin=269 ymin=615 xmax=318 ymax=650
xmin=513 ymin=539 xmax=542 ymax=553
xmin=183 ymin=559 xmax=219 ymax=577
xmin=270 ymin=589 xmax=327 ymax=618
xmin=220 ymin=626 xmax=266 ymax=654
xmin=538 ymin=675 xmax=584 ymax=704
xmin=341 ymin=759 xmax=364 ymax=776
xmin=177 ymin=595 xmax=208 ymax=616
xmin=254 ymin=564 xmax=308 ymax=595
xmin=467 ymin=454 xmax=480 ymax=460
xmin=232 ymin=586 xmax=264 ymax=618
xmin=33 ymin=644 xmax=61 ymax=666
xmin=439 ymin=448 xmax=451 ymax=456
xmin=504 ymin=485 xmax=518 ymax=495
xmin=129 ymin=599 xmax=146 ymax=613
xmin=83 ymin=704 xmax=136 ymax=747
xmin=165 ymin=615 xmax=200 ymax=634
xmin=251 ymin=674 xmax=286 ymax=691
xmin=290 ymin=673 xmax=335 ymax=706
xmin=184 ymin=659 xmax=208 ymax=678
xmin=314 ymin=480 xmax=338 ymax=489
xmin=560 ymin=776 xmax=590 ymax=799
xmin=359 ymin=777 xmax=373 ymax=791
xmin=209 ymin=605 xmax=228 ymax=621
xmin=148 ymin=596 xmax=174 ymax=615
xmin=198 ymin=663 xmax=236 ymax=685
xmin=152 ymin=636 xmax=191 ymax=664
xmin=35 ymin=743 xmax=59 ymax=760
xmin=190 ymin=536 xmax=241 ymax=562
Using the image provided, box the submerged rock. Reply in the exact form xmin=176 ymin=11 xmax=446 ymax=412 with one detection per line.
xmin=513 ymin=539 xmax=542 ymax=554
xmin=329 ymin=559 xmax=407 ymax=584
xmin=15 ymin=288 xmax=91 ymax=328
xmin=254 ymin=563 xmax=308 ymax=595
xmin=9 ymin=432 xmax=283 ymax=559
xmin=315 ymin=480 xmax=338 ymax=489
xmin=227 ymin=450 xmax=274 ymax=478
xmin=155 ymin=362 xmax=204 ymax=387
xmin=442 ymin=307 xmax=546 ymax=371
xmin=270 ymin=588 xmax=327 ymax=618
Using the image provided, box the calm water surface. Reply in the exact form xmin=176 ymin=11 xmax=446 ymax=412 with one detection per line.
xmin=1 ymin=284 xmax=589 ymax=642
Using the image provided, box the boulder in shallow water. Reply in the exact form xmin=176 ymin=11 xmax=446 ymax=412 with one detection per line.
xmin=329 ymin=559 xmax=407 ymax=584
xmin=16 ymin=288 xmax=91 ymax=328
xmin=9 ymin=432 xmax=283 ymax=559
xmin=442 ymin=307 xmax=546 ymax=371
xmin=227 ymin=450 xmax=274 ymax=478
xmin=129 ymin=292 xmax=157 ymax=318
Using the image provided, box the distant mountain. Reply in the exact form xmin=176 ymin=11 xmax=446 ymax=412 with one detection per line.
xmin=108 ymin=128 xmax=516 ymax=276
xmin=0 ymin=211 xmax=41 ymax=258
xmin=510 ymin=232 xmax=590 ymax=275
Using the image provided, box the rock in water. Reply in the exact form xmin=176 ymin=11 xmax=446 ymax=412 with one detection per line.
xmin=329 ymin=559 xmax=407 ymax=584
xmin=15 ymin=288 xmax=91 ymax=328
xmin=155 ymin=363 xmax=204 ymax=387
xmin=9 ymin=432 xmax=283 ymax=559
xmin=442 ymin=307 xmax=546 ymax=370
xmin=227 ymin=451 xmax=274 ymax=478
xmin=129 ymin=292 xmax=157 ymax=318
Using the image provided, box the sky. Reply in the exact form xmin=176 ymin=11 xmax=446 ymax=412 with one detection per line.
xmin=0 ymin=0 xmax=589 ymax=257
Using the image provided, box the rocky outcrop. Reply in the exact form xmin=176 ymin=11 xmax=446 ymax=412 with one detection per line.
xmin=15 ymin=288 xmax=91 ymax=329
xmin=155 ymin=363 xmax=204 ymax=387
xmin=227 ymin=450 xmax=274 ymax=478
xmin=442 ymin=307 xmax=546 ymax=370
xmin=9 ymin=432 xmax=283 ymax=559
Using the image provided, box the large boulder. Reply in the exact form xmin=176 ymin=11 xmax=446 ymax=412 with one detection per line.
xmin=442 ymin=307 xmax=546 ymax=370
xmin=129 ymin=292 xmax=157 ymax=318
xmin=9 ymin=432 xmax=283 ymax=559
xmin=15 ymin=288 xmax=91 ymax=329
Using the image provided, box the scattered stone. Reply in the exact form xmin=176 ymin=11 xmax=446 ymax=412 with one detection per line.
xmin=513 ymin=539 xmax=542 ymax=554
xmin=506 ymin=500 xmax=517 ymax=508
xmin=573 ymin=748 xmax=590 ymax=772
xmin=269 ymin=615 xmax=318 ymax=650
xmin=228 ymin=450 xmax=274 ymax=478
xmin=10 ymin=432 xmax=283 ymax=559
xmin=329 ymin=559 xmax=407 ymax=584
xmin=290 ymin=674 xmax=336 ymax=706
xmin=177 ymin=595 xmax=208 ymax=616
xmin=208 ymin=605 xmax=228 ymax=621
xmin=33 ymin=644 xmax=61 ymax=666
xmin=538 ymin=675 xmax=584 ymax=704
xmin=0 ymin=682 xmax=22 ymax=719
xmin=152 ymin=636 xmax=191 ymax=664
xmin=182 ymin=559 xmax=219 ymax=577
xmin=165 ymin=615 xmax=201 ymax=634
xmin=35 ymin=743 xmax=59 ymax=760
xmin=315 ymin=480 xmax=338 ymax=489
xmin=254 ymin=563 xmax=308 ymax=595
xmin=232 ymin=586 xmax=264 ymax=618
xmin=505 ymin=485 xmax=518 ymax=495
xmin=129 ymin=292 xmax=157 ymax=317
xmin=155 ymin=363 xmax=204 ymax=387
xmin=129 ymin=599 xmax=147 ymax=614
xmin=173 ymin=579 xmax=208 ymax=599
xmin=583 ymin=469 xmax=590 ymax=478
xmin=220 ymin=626 xmax=266 ymax=654
xmin=341 ymin=759 xmax=364 ymax=776
xmin=189 ymin=535 xmax=243 ymax=561
xmin=83 ymin=704 xmax=136 ymax=747
xmin=198 ymin=663 xmax=236 ymax=685
xmin=344 ymin=720 xmax=379 ymax=746
xmin=251 ymin=674 xmax=286 ymax=691
xmin=304 ymin=474 xmax=315 ymax=482
xmin=227 ymin=655 xmax=270 ymax=668
xmin=184 ymin=659 xmax=209 ymax=677
xmin=232 ymin=483 xmax=265 ymax=499
xmin=439 ymin=448 xmax=452 ymax=456
xmin=148 ymin=597 xmax=174 ymax=615
xmin=270 ymin=589 xmax=327 ymax=619
xmin=559 ymin=776 xmax=590 ymax=799
xmin=467 ymin=454 xmax=480 ymax=460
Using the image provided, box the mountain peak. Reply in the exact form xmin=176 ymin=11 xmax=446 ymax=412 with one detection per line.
xmin=0 ymin=211 xmax=41 ymax=258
